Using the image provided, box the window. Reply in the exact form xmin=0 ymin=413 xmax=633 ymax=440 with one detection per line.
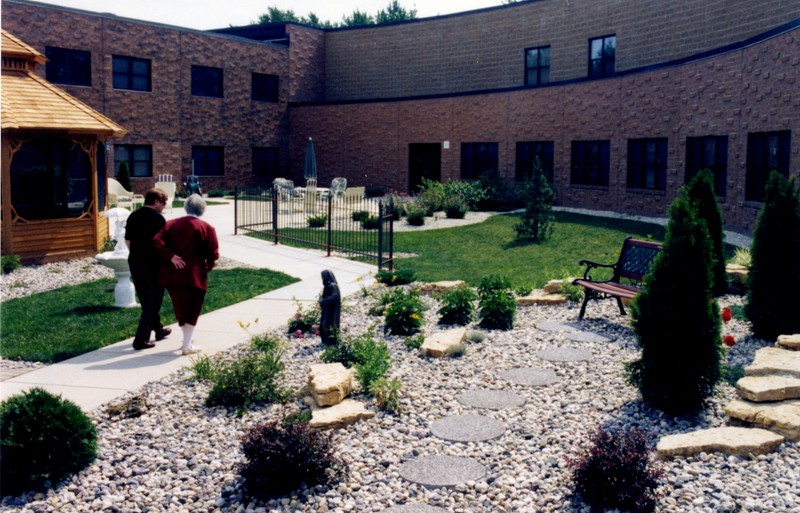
xmin=192 ymin=146 xmax=224 ymax=176
xmin=460 ymin=143 xmax=498 ymax=180
xmin=112 ymin=55 xmax=151 ymax=91
xmin=588 ymin=35 xmax=615 ymax=77
xmin=45 ymin=46 xmax=91 ymax=86
xmin=627 ymin=138 xmax=667 ymax=191
xmin=525 ymin=46 xmax=550 ymax=86
xmin=571 ymin=141 xmax=610 ymax=186
xmin=516 ymin=141 xmax=554 ymax=182
xmin=252 ymin=73 xmax=279 ymax=102
xmin=191 ymin=65 xmax=223 ymax=98
xmin=686 ymin=136 xmax=728 ymax=197
xmin=746 ymin=131 xmax=791 ymax=201
xmin=114 ymin=144 xmax=152 ymax=178
xmin=253 ymin=147 xmax=279 ymax=178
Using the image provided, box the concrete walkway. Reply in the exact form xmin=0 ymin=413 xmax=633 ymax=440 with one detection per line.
xmin=0 ymin=200 xmax=375 ymax=411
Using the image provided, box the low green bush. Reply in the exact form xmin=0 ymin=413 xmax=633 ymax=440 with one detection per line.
xmin=443 ymin=195 xmax=468 ymax=219
xmin=321 ymin=330 xmax=376 ymax=368
xmin=466 ymin=330 xmax=486 ymax=343
xmin=446 ymin=342 xmax=467 ymax=357
xmin=287 ymin=303 xmax=320 ymax=336
xmin=478 ymin=275 xmax=515 ymax=330
xmin=477 ymin=274 xmax=512 ymax=299
xmin=404 ymin=333 xmax=425 ymax=349
xmin=371 ymin=377 xmax=401 ymax=413
xmin=375 ymin=268 xmax=416 ymax=286
xmin=514 ymin=284 xmax=534 ymax=297
xmin=437 ymin=284 xmax=477 ymax=326
xmin=306 ymin=213 xmax=328 ymax=228
xmin=442 ymin=180 xmax=486 ymax=210
xmin=560 ymin=281 xmax=584 ymax=302
xmin=405 ymin=207 xmax=426 ymax=226
xmin=1 ymin=255 xmax=21 ymax=274
xmin=351 ymin=210 xmax=370 ymax=222
xmin=207 ymin=189 xmax=230 ymax=198
xmin=354 ymin=339 xmax=392 ymax=391
xmin=361 ymin=215 xmax=381 ymax=230
xmin=0 ymin=388 xmax=97 ymax=496
xmin=384 ymin=288 xmax=425 ymax=336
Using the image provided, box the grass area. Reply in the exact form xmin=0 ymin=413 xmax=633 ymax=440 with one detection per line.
xmin=0 ymin=268 xmax=297 ymax=363
xmin=172 ymin=199 xmax=227 ymax=208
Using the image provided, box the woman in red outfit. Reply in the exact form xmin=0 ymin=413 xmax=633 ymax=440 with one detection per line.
xmin=153 ymin=194 xmax=219 ymax=355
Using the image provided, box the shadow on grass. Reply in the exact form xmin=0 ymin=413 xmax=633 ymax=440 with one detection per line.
xmin=66 ymin=305 xmax=119 ymax=316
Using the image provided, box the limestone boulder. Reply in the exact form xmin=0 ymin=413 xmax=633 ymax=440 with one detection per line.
xmin=418 ymin=280 xmax=466 ymax=294
xmin=777 ymin=334 xmax=800 ymax=350
xmin=725 ymin=399 xmax=800 ymax=441
xmin=308 ymin=363 xmax=355 ymax=407
xmin=745 ymin=347 xmax=800 ymax=379
xmin=303 ymin=397 xmax=375 ymax=431
xmin=737 ymin=375 xmax=800 ymax=402
xmin=726 ymin=263 xmax=748 ymax=285
xmin=656 ymin=427 xmax=783 ymax=458
xmin=543 ymin=279 xmax=567 ymax=294
xmin=421 ymin=328 xmax=467 ymax=357
xmin=517 ymin=291 xmax=567 ymax=306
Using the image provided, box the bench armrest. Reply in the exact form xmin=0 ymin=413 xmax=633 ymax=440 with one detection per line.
xmin=576 ymin=259 xmax=618 ymax=281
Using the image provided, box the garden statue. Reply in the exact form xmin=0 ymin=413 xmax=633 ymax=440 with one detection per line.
xmin=95 ymin=208 xmax=138 ymax=308
xmin=319 ymin=270 xmax=341 ymax=345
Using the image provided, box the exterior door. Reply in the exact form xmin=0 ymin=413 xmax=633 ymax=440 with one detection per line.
xmin=408 ymin=143 xmax=441 ymax=194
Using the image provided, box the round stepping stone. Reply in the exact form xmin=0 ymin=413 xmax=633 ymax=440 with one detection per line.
xmin=430 ymin=413 xmax=505 ymax=442
xmin=500 ymin=367 xmax=559 ymax=386
xmin=565 ymin=331 xmax=612 ymax=343
xmin=536 ymin=347 xmax=593 ymax=362
xmin=384 ymin=505 xmax=448 ymax=513
xmin=457 ymin=389 xmax=526 ymax=410
xmin=398 ymin=455 xmax=486 ymax=487
xmin=536 ymin=321 xmax=580 ymax=332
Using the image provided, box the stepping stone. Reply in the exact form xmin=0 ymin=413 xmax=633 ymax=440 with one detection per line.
xmin=536 ymin=321 xmax=580 ymax=332
xmin=398 ymin=455 xmax=485 ymax=487
xmin=536 ymin=347 xmax=593 ymax=362
xmin=421 ymin=328 xmax=467 ymax=358
xmin=384 ymin=505 xmax=448 ymax=513
xmin=725 ymin=263 xmax=748 ymax=285
xmin=565 ymin=331 xmax=612 ymax=343
xmin=656 ymin=426 xmax=784 ymax=458
xmin=777 ymin=334 xmax=800 ymax=350
xmin=745 ymin=347 xmax=800 ymax=379
xmin=725 ymin=399 xmax=800 ymax=441
xmin=417 ymin=280 xmax=466 ymax=294
xmin=308 ymin=362 xmax=355 ymax=407
xmin=303 ymin=397 xmax=375 ymax=431
xmin=457 ymin=389 xmax=526 ymax=410
xmin=517 ymin=291 xmax=566 ymax=306
xmin=737 ymin=375 xmax=800 ymax=402
xmin=430 ymin=413 xmax=505 ymax=442
xmin=500 ymin=367 xmax=559 ymax=386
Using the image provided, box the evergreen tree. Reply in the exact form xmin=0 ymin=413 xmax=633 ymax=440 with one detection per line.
xmin=514 ymin=157 xmax=556 ymax=242
xmin=117 ymin=161 xmax=132 ymax=192
xmin=685 ymin=169 xmax=727 ymax=296
xmin=376 ymin=1 xmax=417 ymax=23
xmin=627 ymin=195 xmax=723 ymax=415
xmin=745 ymin=172 xmax=800 ymax=340
xmin=342 ymin=9 xmax=374 ymax=26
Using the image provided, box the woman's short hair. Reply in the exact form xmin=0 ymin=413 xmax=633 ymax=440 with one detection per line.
xmin=184 ymin=194 xmax=206 ymax=217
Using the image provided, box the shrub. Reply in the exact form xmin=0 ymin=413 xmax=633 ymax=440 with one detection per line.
xmin=405 ymin=206 xmax=426 ymax=226
xmin=514 ymin=284 xmax=533 ymax=297
xmin=567 ymin=427 xmax=662 ymax=513
xmin=0 ymin=388 xmax=97 ymax=496
xmin=287 ymin=303 xmax=320 ymax=335
xmin=416 ymin=178 xmax=446 ymax=213
xmin=477 ymin=275 xmax=516 ymax=330
xmin=730 ymin=247 xmax=752 ymax=267
xmin=306 ymin=213 xmax=328 ymax=228
xmin=514 ymin=156 xmax=555 ymax=242
xmin=351 ymin=210 xmax=370 ymax=222
xmin=443 ymin=195 xmax=468 ymax=219
xmin=354 ymin=340 xmax=392 ymax=391
xmin=446 ymin=342 xmax=467 ymax=357
xmin=321 ymin=329 xmax=378 ymax=368
xmin=686 ymin=169 xmax=727 ymax=296
xmin=117 ymin=161 xmax=132 ymax=191
xmin=239 ymin=418 xmax=345 ymax=500
xmin=477 ymin=169 xmax=520 ymax=211
xmin=745 ymin=172 xmax=800 ymax=340
xmin=560 ymin=280 xmax=584 ymax=303
xmin=720 ymin=364 xmax=746 ymax=386
xmin=206 ymin=189 xmax=229 ymax=198
xmin=375 ymin=268 xmax=416 ymax=286
xmin=361 ymin=215 xmax=380 ymax=230
xmin=627 ymin=195 xmax=722 ymax=415
xmin=371 ymin=377 xmax=402 ymax=413
xmin=384 ymin=288 xmax=425 ymax=336
xmin=384 ymin=192 xmax=413 ymax=218
xmin=466 ymin=330 xmax=486 ymax=343
xmin=442 ymin=179 xmax=486 ymax=210
xmin=404 ymin=333 xmax=425 ymax=349
xmin=477 ymin=274 xmax=512 ymax=299
xmin=1 ymin=255 xmax=21 ymax=274
xmin=437 ymin=284 xmax=477 ymax=325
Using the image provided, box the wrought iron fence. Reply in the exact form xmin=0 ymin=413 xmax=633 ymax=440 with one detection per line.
xmin=234 ymin=186 xmax=394 ymax=270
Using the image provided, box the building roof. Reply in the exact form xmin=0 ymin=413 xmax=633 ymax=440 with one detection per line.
xmin=1 ymin=30 xmax=125 ymax=136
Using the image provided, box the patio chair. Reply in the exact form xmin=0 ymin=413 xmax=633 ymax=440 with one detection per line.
xmin=330 ymin=177 xmax=347 ymax=198
xmin=107 ymin=178 xmax=144 ymax=210
xmin=155 ymin=174 xmax=175 ymax=212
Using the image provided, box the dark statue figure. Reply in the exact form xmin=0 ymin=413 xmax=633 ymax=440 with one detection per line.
xmin=319 ymin=270 xmax=341 ymax=345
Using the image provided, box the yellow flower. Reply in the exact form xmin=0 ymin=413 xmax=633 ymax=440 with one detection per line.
xmin=411 ymin=313 xmax=420 ymax=320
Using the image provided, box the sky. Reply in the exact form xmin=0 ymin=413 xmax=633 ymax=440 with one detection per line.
xmin=37 ymin=0 xmax=508 ymax=30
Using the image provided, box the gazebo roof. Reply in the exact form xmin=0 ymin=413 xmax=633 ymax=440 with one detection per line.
xmin=1 ymin=30 xmax=125 ymax=137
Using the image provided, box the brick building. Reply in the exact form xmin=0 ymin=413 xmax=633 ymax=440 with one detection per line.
xmin=3 ymin=0 xmax=799 ymax=232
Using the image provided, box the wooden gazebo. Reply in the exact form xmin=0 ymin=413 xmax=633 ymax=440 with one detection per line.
xmin=1 ymin=29 xmax=125 ymax=263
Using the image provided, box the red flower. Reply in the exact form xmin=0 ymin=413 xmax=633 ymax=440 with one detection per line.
xmin=294 ymin=329 xmax=304 ymax=339
xmin=721 ymin=307 xmax=732 ymax=323
xmin=723 ymin=335 xmax=736 ymax=347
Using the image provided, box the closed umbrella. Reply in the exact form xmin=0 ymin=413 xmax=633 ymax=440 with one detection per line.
xmin=304 ymin=137 xmax=317 ymax=184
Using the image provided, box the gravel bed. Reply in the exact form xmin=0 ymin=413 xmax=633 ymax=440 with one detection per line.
xmin=2 ymin=288 xmax=797 ymax=513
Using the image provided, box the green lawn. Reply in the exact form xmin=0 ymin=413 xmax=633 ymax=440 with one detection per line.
xmin=1 ymin=268 xmax=297 ymax=363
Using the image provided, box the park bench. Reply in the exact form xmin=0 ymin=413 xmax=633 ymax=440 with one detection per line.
xmin=573 ymin=236 xmax=662 ymax=320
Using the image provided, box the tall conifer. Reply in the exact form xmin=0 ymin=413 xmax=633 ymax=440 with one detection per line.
xmin=686 ymin=170 xmax=727 ymax=296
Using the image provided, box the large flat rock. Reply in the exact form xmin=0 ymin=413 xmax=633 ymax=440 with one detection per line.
xmin=745 ymin=347 xmax=800 ymax=378
xmin=417 ymin=281 xmax=466 ymax=294
xmin=421 ymin=328 xmax=466 ymax=357
xmin=737 ymin=375 xmax=800 ymax=402
xmin=725 ymin=399 xmax=800 ymax=441
xmin=656 ymin=427 xmax=784 ymax=458
xmin=725 ymin=263 xmax=748 ymax=285
xmin=517 ymin=291 xmax=566 ymax=306
xmin=777 ymin=334 xmax=800 ymax=350
xmin=304 ymin=397 xmax=375 ymax=431
xmin=308 ymin=362 xmax=355 ymax=407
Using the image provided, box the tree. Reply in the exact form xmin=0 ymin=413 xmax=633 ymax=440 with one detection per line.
xmin=376 ymin=1 xmax=417 ymax=24
xmin=627 ymin=195 xmax=723 ymax=415
xmin=685 ymin=169 xmax=727 ymax=296
xmin=514 ymin=157 xmax=555 ymax=242
xmin=745 ymin=172 xmax=800 ymax=340
xmin=117 ymin=161 xmax=132 ymax=192
xmin=255 ymin=7 xmax=300 ymax=24
xmin=342 ymin=9 xmax=374 ymax=27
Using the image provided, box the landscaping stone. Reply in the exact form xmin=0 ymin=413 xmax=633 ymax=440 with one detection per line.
xmin=384 ymin=505 xmax=448 ymax=513
xmin=564 ymin=330 xmax=613 ymax=343
xmin=430 ymin=413 xmax=506 ymax=442
xmin=656 ymin=427 xmax=784 ymax=458
xmin=303 ymin=397 xmax=375 ymax=431
xmin=517 ymin=291 xmax=566 ymax=306
xmin=736 ymin=375 xmax=800 ymax=402
xmin=543 ymin=279 xmax=567 ymax=294
xmin=456 ymin=389 xmax=526 ymax=410
xmin=725 ymin=399 xmax=800 ymax=441
xmin=308 ymin=362 xmax=355 ymax=407
xmin=500 ymin=367 xmax=559 ymax=386
xmin=536 ymin=347 xmax=593 ymax=362
xmin=726 ymin=263 xmax=748 ymax=285
xmin=535 ymin=321 xmax=580 ymax=332
xmin=745 ymin=347 xmax=800 ymax=379
xmin=777 ymin=334 xmax=800 ymax=350
xmin=420 ymin=328 xmax=466 ymax=357
xmin=417 ymin=280 xmax=466 ymax=294
xmin=398 ymin=455 xmax=486 ymax=487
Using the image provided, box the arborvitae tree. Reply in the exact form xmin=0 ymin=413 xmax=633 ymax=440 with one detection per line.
xmin=514 ymin=157 xmax=556 ymax=242
xmin=685 ymin=169 xmax=727 ymax=296
xmin=117 ymin=161 xmax=132 ymax=192
xmin=745 ymin=172 xmax=800 ymax=340
xmin=627 ymin=195 xmax=723 ymax=415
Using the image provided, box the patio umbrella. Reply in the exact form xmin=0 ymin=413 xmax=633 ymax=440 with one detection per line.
xmin=304 ymin=137 xmax=317 ymax=181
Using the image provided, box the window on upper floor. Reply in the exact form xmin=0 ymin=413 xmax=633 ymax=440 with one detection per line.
xmin=252 ymin=73 xmax=279 ymax=102
xmin=516 ymin=141 xmax=554 ymax=182
xmin=686 ymin=136 xmax=728 ymax=197
xmin=627 ymin=138 xmax=667 ymax=191
xmin=45 ymin=46 xmax=91 ymax=86
xmin=112 ymin=55 xmax=151 ymax=92
xmin=524 ymin=46 xmax=550 ymax=87
xmin=746 ymin=131 xmax=791 ymax=202
xmin=588 ymin=35 xmax=615 ymax=77
xmin=253 ymin=147 xmax=279 ymax=178
xmin=460 ymin=143 xmax=499 ymax=180
xmin=114 ymin=144 xmax=152 ymax=178
xmin=191 ymin=65 xmax=223 ymax=98
xmin=192 ymin=146 xmax=224 ymax=176
xmin=571 ymin=140 xmax=610 ymax=186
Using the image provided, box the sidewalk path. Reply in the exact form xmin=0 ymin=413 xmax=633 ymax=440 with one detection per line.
xmin=0 ymin=200 xmax=375 ymax=411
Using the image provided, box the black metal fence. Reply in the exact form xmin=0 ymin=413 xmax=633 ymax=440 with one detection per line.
xmin=234 ymin=186 xmax=394 ymax=270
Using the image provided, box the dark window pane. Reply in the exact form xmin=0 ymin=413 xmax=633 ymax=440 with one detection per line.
xmin=627 ymin=138 xmax=667 ymax=191
xmin=746 ymin=131 xmax=791 ymax=201
xmin=515 ymin=141 xmax=554 ymax=183
xmin=115 ymin=144 xmax=152 ymax=178
xmin=685 ymin=135 xmax=728 ymax=197
xmin=191 ymin=65 xmax=223 ymax=98
xmin=571 ymin=140 xmax=610 ymax=186
xmin=588 ymin=35 xmax=615 ymax=77
xmin=252 ymin=72 xmax=279 ymax=102
xmin=525 ymin=45 xmax=550 ymax=87
xmin=192 ymin=146 xmax=224 ymax=176
xmin=45 ymin=46 xmax=91 ymax=86
xmin=460 ymin=143 xmax=498 ymax=180
xmin=112 ymin=55 xmax=151 ymax=91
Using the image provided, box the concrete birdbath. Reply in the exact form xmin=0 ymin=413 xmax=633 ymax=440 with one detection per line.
xmin=96 ymin=208 xmax=138 ymax=308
